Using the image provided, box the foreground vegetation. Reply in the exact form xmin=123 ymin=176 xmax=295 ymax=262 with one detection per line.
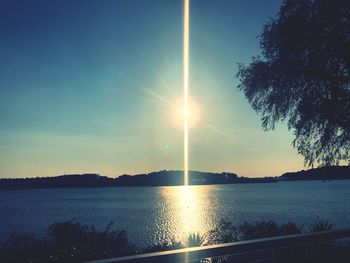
xmin=0 ymin=219 xmax=349 ymax=263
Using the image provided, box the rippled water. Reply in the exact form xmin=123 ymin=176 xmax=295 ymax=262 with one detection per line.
xmin=1 ymin=180 xmax=350 ymax=246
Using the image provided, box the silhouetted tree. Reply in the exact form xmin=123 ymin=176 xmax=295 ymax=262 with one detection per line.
xmin=237 ymin=0 xmax=350 ymax=166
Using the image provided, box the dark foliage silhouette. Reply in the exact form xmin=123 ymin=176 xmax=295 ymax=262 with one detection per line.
xmin=46 ymin=221 xmax=134 ymax=262
xmin=141 ymin=239 xmax=183 ymax=253
xmin=3 ymin=166 xmax=350 ymax=190
xmin=0 ymin=219 xmax=348 ymax=263
xmin=0 ymin=234 xmax=50 ymax=263
xmin=0 ymin=221 xmax=134 ymax=263
xmin=308 ymin=219 xmax=333 ymax=232
xmin=0 ymin=170 xmax=278 ymax=189
xmin=281 ymin=165 xmax=350 ymax=180
xmin=206 ymin=219 xmax=302 ymax=244
xmin=0 ymin=174 xmax=114 ymax=189
xmin=187 ymin=233 xmax=207 ymax=247
xmin=237 ymin=0 xmax=350 ymax=166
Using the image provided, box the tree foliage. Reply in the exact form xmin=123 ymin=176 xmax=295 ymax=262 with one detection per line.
xmin=237 ymin=0 xmax=350 ymax=166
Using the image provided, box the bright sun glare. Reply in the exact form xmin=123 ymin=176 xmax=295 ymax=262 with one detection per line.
xmin=171 ymin=98 xmax=201 ymax=130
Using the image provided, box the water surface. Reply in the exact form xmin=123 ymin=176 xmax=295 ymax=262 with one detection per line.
xmin=1 ymin=180 xmax=350 ymax=246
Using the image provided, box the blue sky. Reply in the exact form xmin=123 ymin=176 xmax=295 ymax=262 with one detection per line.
xmin=0 ymin=0 xmax=305 ymax=178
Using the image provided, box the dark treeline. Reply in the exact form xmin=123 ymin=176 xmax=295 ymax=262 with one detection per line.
xmin=0 ymin=174 xmax=114 ymax=189
xmin=0 ymin=170 xmax=276 ymax=189
xmin=280 ymin=166 xmax=350 ymax=181
xmin=1 ymin=166 xmax=350 ymax=189
xmin=116 ymin=170 xmax=275 ymax=186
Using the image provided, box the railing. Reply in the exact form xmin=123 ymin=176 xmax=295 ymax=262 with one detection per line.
xmin=84 ymin=228 xmax=350 ymax=263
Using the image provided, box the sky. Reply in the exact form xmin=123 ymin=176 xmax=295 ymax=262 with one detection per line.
xmin=0 ymin=0 xmax=306 ymax=178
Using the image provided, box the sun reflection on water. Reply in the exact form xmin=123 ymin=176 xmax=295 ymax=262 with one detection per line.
xmin=154 ymin=185 xmax=216 ymax=245
xmin=179 ymin=186 xmax=200 ymax=239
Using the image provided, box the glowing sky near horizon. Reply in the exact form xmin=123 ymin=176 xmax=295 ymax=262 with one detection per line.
xmin=0 ymin=0 xmax=305 ymax=178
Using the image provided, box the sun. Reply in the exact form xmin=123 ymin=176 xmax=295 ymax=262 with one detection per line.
xmin=171 ymin=97 xmax=201 ymax=129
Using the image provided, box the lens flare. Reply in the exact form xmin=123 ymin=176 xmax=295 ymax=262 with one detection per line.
xmin=183 ymin=0 xmax=190 ymax=186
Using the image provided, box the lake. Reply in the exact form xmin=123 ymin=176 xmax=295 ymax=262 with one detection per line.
xmin=1 ymin=180 xmax=350 ymax=246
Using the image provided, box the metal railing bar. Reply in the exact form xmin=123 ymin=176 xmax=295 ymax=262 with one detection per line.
xmin=84 ymin=228 xmax=350 ymax=263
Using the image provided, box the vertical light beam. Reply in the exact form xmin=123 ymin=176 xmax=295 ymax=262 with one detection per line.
xmin=183 ymin=0 xmax=190 ymax=186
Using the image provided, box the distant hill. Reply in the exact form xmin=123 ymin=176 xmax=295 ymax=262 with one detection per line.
xmin=1 ymin=166 xmax=349 ymax=189
xmin=280 ymin=166 xmax=350 ymax=181
xmin=0 ymin=170 xmax=276 ymax=189
xmin=0 ymin=174 xmax=114 ymax=189
xmin=116 ymin=170 xmax=275 ymax=186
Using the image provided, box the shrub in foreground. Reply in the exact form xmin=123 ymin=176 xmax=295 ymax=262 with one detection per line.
xmin=0 ymin=218 xmax=342 ymax=263
xmin=0 ymin=221 xmax=135 ymax=263
xmin=206 ymin=219 xmax=303 ymax=244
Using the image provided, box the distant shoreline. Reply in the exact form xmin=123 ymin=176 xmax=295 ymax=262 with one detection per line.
xmin=0 ymin=166 xmax=349 ymax=190
xmin=2 ymin=179 xmax=350 ymax=191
